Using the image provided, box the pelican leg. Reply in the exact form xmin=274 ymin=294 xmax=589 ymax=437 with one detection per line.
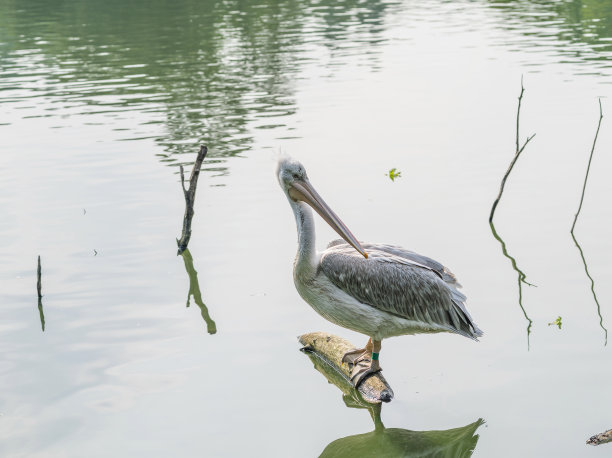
xmin=341 ymin=338 xmax=373 ymax=365
xmin=350 ymin=339 xmax=382 ymax=387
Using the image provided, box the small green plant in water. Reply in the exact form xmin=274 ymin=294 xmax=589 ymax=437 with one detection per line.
xmin=548 ymin=316 xmax=562 ymax=329
xmin=387 ymin=168 xmax=401 ymax=181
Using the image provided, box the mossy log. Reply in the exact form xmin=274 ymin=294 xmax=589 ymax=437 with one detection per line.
xmin=298 ymin=332 xmax=394 ymax=404
xmin=587 ymin=428 xmax=612 ymax=446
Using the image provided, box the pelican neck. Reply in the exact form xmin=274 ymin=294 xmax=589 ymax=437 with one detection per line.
xmin=292 ymin=200 xmax=318 ymax=278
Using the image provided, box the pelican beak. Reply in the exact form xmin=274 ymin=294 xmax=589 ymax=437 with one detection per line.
xmin=289 ymin=180 xmax=368 ymax=259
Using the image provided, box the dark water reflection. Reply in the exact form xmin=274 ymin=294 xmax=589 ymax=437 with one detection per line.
xmin=0 ymin=0 xmax=395 ymax=171
xmin=3 ymin=0 xmax=612 ymax=177
xmin=486 ymin=0 xmax=612 ymax=75
xmin=302 ymin=350 xmax=483 ymax=457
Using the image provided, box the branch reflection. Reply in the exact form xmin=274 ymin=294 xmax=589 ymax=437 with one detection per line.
xmin=37 ymin=296 xmax=45 ymax=332
xmin=489 ymin=221 xmax=534 ymax=348
xmin=571 ymin=232 xmax=608 ymax=345
xmin=301 ymin=349 xmax=484 ymax=457
xmin=180 ymin=248 xmax=216 ymax=335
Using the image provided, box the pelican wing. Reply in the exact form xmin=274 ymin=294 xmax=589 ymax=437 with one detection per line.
xmin=327 ymin=239 xmax=461 ymax=286
xmin=320 ymin=243 xmax=482 ymax=339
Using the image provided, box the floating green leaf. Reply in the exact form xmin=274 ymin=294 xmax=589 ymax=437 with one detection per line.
xmin=548 ymin=316 xmax=562 ymax=329
xmin=387 ymin=168 xmax=401 ymax=181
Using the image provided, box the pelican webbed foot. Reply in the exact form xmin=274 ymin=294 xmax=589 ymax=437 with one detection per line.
xmin=342 ymin=337 xmax=373 ymax=366
xmin=350 ymin=359 xmax=382 ymax=387
xmin=341 ymin=347 xmax=370 ymax=365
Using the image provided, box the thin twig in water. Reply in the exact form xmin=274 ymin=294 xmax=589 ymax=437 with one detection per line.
xmin=570 ymin=101 xmax=607 ymax=345
xmin=37 ymin=256 xmax=42 ymax=299
xmin=37 ymin=256 xmax=45 ymax=332
xmin=177 ymin=145 xmax=208 ymax=254
xmin=490 ymin=78 xmax=536 ymax=223
xmin=571 ymin=99 xmax=603 ymax=233
xmin=488 ymin=78 xmax=536 ymax=348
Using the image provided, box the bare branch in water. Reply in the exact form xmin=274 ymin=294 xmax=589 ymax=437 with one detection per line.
xmin=490 ymin=78 xmax=536 ymax=223
xmin=177 ymin=145 xmax=208 ymax=254
xmin=569 ymin=101 xmax=607 ymax=345
xmin=571 ymin=99 xmax=603 ymax=233
xmin=37 ymin=256 xmax=42 ymax=298
xmin=488 ymin=78 xmax=536 ymax=348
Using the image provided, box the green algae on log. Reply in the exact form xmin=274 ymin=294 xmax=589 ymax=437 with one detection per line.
xmin=298 ymin=332 xmax=394 ymax=404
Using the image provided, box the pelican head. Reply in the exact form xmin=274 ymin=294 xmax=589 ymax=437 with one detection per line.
xmin=277 ymin=156 xmax=368 ymax=259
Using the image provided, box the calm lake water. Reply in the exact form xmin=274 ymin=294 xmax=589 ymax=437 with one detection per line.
xmin=2 ymin=0 xmax=612 ymax=456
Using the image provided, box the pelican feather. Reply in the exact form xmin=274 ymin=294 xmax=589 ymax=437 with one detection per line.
xmin=320 ymin=242 xmax=483 ymax=340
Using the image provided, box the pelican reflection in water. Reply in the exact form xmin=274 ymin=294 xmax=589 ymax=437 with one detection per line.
xmin=321 ymin=415 xmax=484 ymax=458
xmin=277 ymin=157 xmax=482 ymax=386
xmin=301 ymin=347 xmax=484 ymax=457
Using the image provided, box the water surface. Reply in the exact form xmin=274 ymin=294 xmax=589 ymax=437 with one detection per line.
xmin=1 ymin=0 xmax=612 ymax=456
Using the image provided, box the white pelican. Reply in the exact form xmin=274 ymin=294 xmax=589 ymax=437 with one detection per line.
xmin=277 ymin=157 xmax=482 ymax=386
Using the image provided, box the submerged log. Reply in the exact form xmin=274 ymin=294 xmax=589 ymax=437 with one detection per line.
xmin=587 ymin=428 xmax=612 ymax=446
xmin=298 ymin=332 xmax=394 ymax=404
